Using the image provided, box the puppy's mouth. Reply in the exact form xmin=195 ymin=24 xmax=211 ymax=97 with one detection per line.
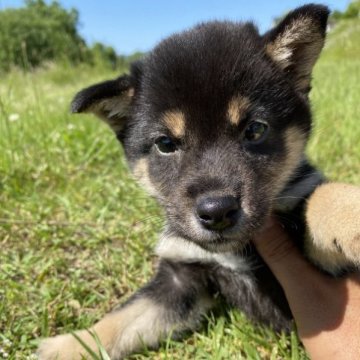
xmin=175 ymin=212 xmax=254 ymax=253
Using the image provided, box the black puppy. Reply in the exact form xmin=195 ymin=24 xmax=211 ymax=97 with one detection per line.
xmin=38 ymin=4 xmax=360 ymax=359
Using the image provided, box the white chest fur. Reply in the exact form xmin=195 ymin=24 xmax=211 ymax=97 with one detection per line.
xmin=156 ymin=234 xmax=251 ymax=273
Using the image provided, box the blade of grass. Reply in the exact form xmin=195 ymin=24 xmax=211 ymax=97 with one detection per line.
xmin=71 ymin=331 xmax=100 ymax=360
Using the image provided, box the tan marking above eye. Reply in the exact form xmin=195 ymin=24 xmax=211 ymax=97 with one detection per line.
xmin=162 ymin=110 xmax=186 ymax=138
xmin=227 ymin=96 xmax=250 ymax=126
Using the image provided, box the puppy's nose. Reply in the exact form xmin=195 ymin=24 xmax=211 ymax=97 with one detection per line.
xmin=196 ymin=196 xmax=239 ymax=231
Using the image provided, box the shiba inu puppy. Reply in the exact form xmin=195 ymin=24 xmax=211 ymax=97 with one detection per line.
xmin=38 ymin=4 xmax=360 ymax=359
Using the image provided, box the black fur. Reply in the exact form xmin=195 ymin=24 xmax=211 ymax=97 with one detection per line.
xmin=127 ymin=260 xmax=215 ymax=319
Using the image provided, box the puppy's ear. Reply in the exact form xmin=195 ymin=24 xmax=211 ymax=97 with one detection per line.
xmin=71 ymin=75 xmax=134 ymax=134
xmin=263 ymin=4 xmax=329 ymax=93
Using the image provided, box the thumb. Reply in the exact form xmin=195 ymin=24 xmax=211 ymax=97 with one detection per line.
xmin=253 ymin=217 xmax=325 ymax=291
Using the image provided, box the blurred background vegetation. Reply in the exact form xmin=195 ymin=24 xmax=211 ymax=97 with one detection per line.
xmin=0 ymin=0 xmax=143 ymax=73
xmin=332 ymin=0 xmax=360 ymax=20
xmin=1 ymin=0 xmax=359 ymax=74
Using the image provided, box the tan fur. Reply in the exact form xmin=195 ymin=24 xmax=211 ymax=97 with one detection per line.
xmin=88 ymin=88 xmax=134 ymax=132
xmin=37 ymin=314 xmax=119 ymax=359
xmin=38 ymin=298 xmax=165 ymax=359
xmin=110 ymin=298 xmax=174 ymax=358
xmin=132 ymin=158 xmax=157 ymax=196
xmin=112 ymin=295 xmax=212 ymax=357
xmin=266 ymin=17 xmax=325 ymax=92
xmin=162 ymin=110 xmax=186 ymax=138
xmin=305 ymin=183 xmax=360 ymax=275
xmin=227 ymin=96 xmax=250 ymax=126
xmin=38 ymin=296 xmax=213 ymax=360
xmin=272 ymin=127 xmax=306 ymax=196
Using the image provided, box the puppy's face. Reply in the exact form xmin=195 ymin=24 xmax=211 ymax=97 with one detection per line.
xmin=72 ymin=5 xmax=329 ymax=252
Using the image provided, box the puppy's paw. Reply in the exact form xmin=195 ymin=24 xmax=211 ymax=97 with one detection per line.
xmin=37 ymin=333 xmax=88 ymax=360
xmin=306 ymin=183 xmax=360 ymax=274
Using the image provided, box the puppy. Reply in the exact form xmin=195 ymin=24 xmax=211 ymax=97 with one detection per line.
xmin=38 ymin=4 xmax=360 ymax=359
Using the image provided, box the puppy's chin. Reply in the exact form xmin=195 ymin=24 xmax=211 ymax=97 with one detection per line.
xmin=173 ymin=221 xmax=253 ymax=253
xmin=194 ymin=236 xmax=248 ymax=253
xmin=182 ymin=217 xmax=253 ymax=253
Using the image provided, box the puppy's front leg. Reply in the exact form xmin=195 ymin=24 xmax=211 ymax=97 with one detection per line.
xmin=38 ymin=259 xmax=213 ymax=360
xmin=305 ymin=183 xmax=360 ymax=275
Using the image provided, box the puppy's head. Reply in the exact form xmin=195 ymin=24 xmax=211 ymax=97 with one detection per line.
xmin=72 ymin=5 xmax=329 ymax=252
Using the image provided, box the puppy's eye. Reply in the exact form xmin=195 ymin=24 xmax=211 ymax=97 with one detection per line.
xmin=155 ymin=136 xmax=178 ymax=154
xmin=244 ymin=120 xmax=269 ymax=143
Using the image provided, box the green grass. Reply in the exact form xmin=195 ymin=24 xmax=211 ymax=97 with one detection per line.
xmin=1 ymin=20 xmax=359 ymax=359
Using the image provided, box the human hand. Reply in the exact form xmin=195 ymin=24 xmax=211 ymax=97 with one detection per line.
xmin=253 ymin=217 xmax=360 ymax=360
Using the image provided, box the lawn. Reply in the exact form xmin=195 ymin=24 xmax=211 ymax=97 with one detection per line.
xmin=0 ymin=20 xmax=359 ymax=359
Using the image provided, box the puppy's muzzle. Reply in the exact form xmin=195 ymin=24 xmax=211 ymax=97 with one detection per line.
xmin=196 ymin=196 xmax=239 ymax=231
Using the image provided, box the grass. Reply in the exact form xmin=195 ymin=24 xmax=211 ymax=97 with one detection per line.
xmin=0 ymin=20 xmax=359 ymax=359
